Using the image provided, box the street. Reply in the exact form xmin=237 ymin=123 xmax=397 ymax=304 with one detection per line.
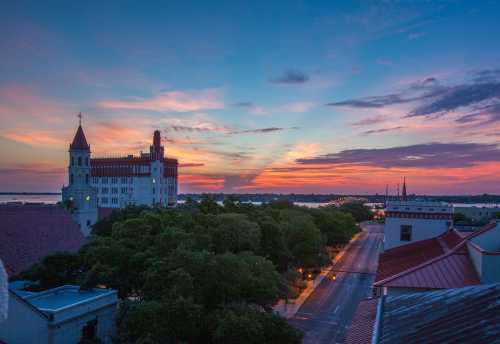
xmin=289 ymin=223 xmax=383 ymax=344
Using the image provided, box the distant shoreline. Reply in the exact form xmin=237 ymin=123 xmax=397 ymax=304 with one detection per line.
xmin=0 ymin=192 xmax=61 ymax=195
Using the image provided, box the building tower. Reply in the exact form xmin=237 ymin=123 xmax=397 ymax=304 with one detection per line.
xmin=61 ymin=114 xmax=97 ymax=236
xmin=149 ymin=130 xmax=165 ymax=161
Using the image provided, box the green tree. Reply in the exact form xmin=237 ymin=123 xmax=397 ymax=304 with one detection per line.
xmin=279 ymin=210 xmax=325 ymax=268
xmin=15 ymin=252 xmax=84 ymax=290
xmin=338 ymin=203 xmax=373 ymax=222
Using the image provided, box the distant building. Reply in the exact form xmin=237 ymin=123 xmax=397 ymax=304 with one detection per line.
xmin=0 ymin=203 xmax=84 ymax=276
xmin=384 ymin=200 xmax=453 ymax=250
xmin=346 ymin=282 xmax=500 ymax=344
xmin=454 ymin=203 xmax=500 ymax=222
xmin=62 ymin=116 xmax=178 ymax=235
xmin=0 ymin=282 xmax=117 ymax=344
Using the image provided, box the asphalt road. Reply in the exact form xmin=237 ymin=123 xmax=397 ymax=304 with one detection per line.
xmin=289 ymin=223 xmax=383 ymax=344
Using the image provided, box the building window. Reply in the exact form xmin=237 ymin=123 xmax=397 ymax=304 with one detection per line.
xmin=121 ymin=177 xmax=127 ymax=184
xmin=102 ymin=187 xmax=108 ymax=194
xmin=71 ymin=157 xmax=74 ymax=166
xmin=102 ymin=197 xmax=108 ymax=204
xmin=86 ymin=174 xmax=89 ymax=183
xmin=112 ymin=198 xmax=118 ymax=204
xmin=78 ymin=156 xmax=82 ymax=166
xmin=102 ymin=177 xmax=108 ymax=184
xmin=70 ymin=174 xmax=74 ymax=184
xmin=112 ymin=177 xmax=118 ymax=184
xmin=85 ymin=157 xmax=89 ymax=166
xmin=92 ymin=177 xmax=99 ymax=184
xmin=86 ymin=220 xmax=91 ymax=226
xmin=121 ymin=187 xmax=127 ymax=193
xmin=112 ymin=187 xmax=118 ymax=194
xmin=400 ymin=225 xmax=412 ymax=241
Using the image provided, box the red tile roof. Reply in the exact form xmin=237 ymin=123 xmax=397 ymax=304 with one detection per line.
xmin=70 ymin=125 xmax=90 ymax=150
xmin=0 ymin=204 xmax=85 ymax=277
xmin=344 ymin=298 xmax=378 ymax=344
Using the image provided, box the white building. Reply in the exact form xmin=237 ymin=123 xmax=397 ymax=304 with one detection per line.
xmin=62 ymin=118 xmax=178 ymax=235
xmin=0 ymin=282 xmax=118 ymax=344
xmin=454 ymin=203 xmax=500 ymax=222
xmin=61 ymin=124 xmax=98 ymax=236
xmin=384 ymin=200 xmax=453 ymax=250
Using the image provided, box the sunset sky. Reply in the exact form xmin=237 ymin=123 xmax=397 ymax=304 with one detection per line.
xmin=1 ymin=1 xmax=500 ymax=194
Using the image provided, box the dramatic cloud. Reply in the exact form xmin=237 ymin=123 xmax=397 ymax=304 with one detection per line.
xmin=408 ymin=82 xmax=500 ymax=117
xmin=98 ymin=89 xmax=223 ymax=112
xmin=165 ymin=124 xmax=294 ymax=136
xmin=297 ymin=142 xmax=500 ymax=169
xmin=270 ymin=70 xmax=309 ymax=84
xmin=455 ymin=103 xmax=500 ymax=126
xmin=234 ymin=127 xmax=285 ymax=134
xmin=327 ymin=93 xmax=415 ymax=108
xmin=361 ymin=126 xmax=404 ymax=135
xmin=328 ymin=71 xmax=500 ymax=121
xmin=351 ymin=115 xmax=387 ymax=127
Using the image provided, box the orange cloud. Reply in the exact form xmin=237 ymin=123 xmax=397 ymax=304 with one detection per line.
xmin=98 ymin=89 xmax=224 ymax=112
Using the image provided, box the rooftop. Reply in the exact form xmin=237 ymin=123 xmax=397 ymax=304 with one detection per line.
xmin=379 ymin=283 xmax=500 ymax=343
xmin=0 ymin=203 xmax=85 ymax=276
xmin=348 ymin=283 xmax=500 ymax=344
xmin=344 ymin=298 xmax=378 ymax=344
xmin=375 ymin=223 xmax=500 ymax=290
xmin=22 ymin=285 xmax=116 ymax=312
xmin=70 ymin=124 xmax=90 ymax=150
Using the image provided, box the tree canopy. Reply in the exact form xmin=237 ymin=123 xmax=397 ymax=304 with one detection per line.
xmin=16 ymin=199 xmax=364 ymax=343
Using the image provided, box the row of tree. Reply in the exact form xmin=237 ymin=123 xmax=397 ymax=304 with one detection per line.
xmin=17 ymin=198 xmax=369 ymax=343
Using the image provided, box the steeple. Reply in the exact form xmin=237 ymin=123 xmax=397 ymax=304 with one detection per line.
xmin=70 ymin=113 xmax=90 ymax=151
xmin=402 ymin=177 xmax=408 ymax=201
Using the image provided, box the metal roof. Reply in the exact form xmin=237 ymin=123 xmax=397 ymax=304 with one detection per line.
xmin=378 ymin=283 xmax=500 ymax=344
xmin=375 ymin=230 xmax=481 ymax=289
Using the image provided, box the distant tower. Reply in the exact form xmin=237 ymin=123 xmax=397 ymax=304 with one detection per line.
xmin=149 ymin=130 xmax=164 ymax=161
xmin=61 ymin=113 xmax=97 ymax=236
xmin=397 ymin=184 xmax=400 ymax=200
xmin=385 ymin=184 xmax=389 ymax=206
xmin=402 ymin=177 xmax=408 ymax=201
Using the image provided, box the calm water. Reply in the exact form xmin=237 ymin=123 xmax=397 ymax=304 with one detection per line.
xmin=0 ymin=194 xmax=327 ymax=208
xmin=2 ymin=195 xmax=496 ymax=209
xmin=0 ymin=194 xmax=61 ymax=204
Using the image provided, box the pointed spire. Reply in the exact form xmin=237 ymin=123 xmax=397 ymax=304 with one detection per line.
xmin=70 ymin=113 xmax=90 ymax=150
xmin=402 ymin=176 xmax=408 ymax=201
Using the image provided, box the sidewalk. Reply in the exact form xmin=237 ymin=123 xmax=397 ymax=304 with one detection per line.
xmin=273 ymin=230 xmax=363 ymax=319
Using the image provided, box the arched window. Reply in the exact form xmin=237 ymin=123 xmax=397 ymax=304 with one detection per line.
xmin=71 ymin=157 xmax=74 ymax=166
xmin=85 ymin=157 xmax=89 ymax=166
xmin=78 ymin=157 xmax=82 ymax=166
xmin=70 ymin=174 xmax=74 ymax=184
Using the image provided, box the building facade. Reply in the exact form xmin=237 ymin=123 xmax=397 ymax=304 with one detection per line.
xmin=1 ymin=282 xmax=117 ymax=344
xmin=384 ymin=200 xmax=453 ymax=250
xmin=62 ymin=121 xmax=178 ymax=235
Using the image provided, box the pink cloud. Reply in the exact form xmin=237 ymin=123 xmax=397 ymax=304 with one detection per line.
xmin=98 ymin=89 xmax=224 ymax=112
